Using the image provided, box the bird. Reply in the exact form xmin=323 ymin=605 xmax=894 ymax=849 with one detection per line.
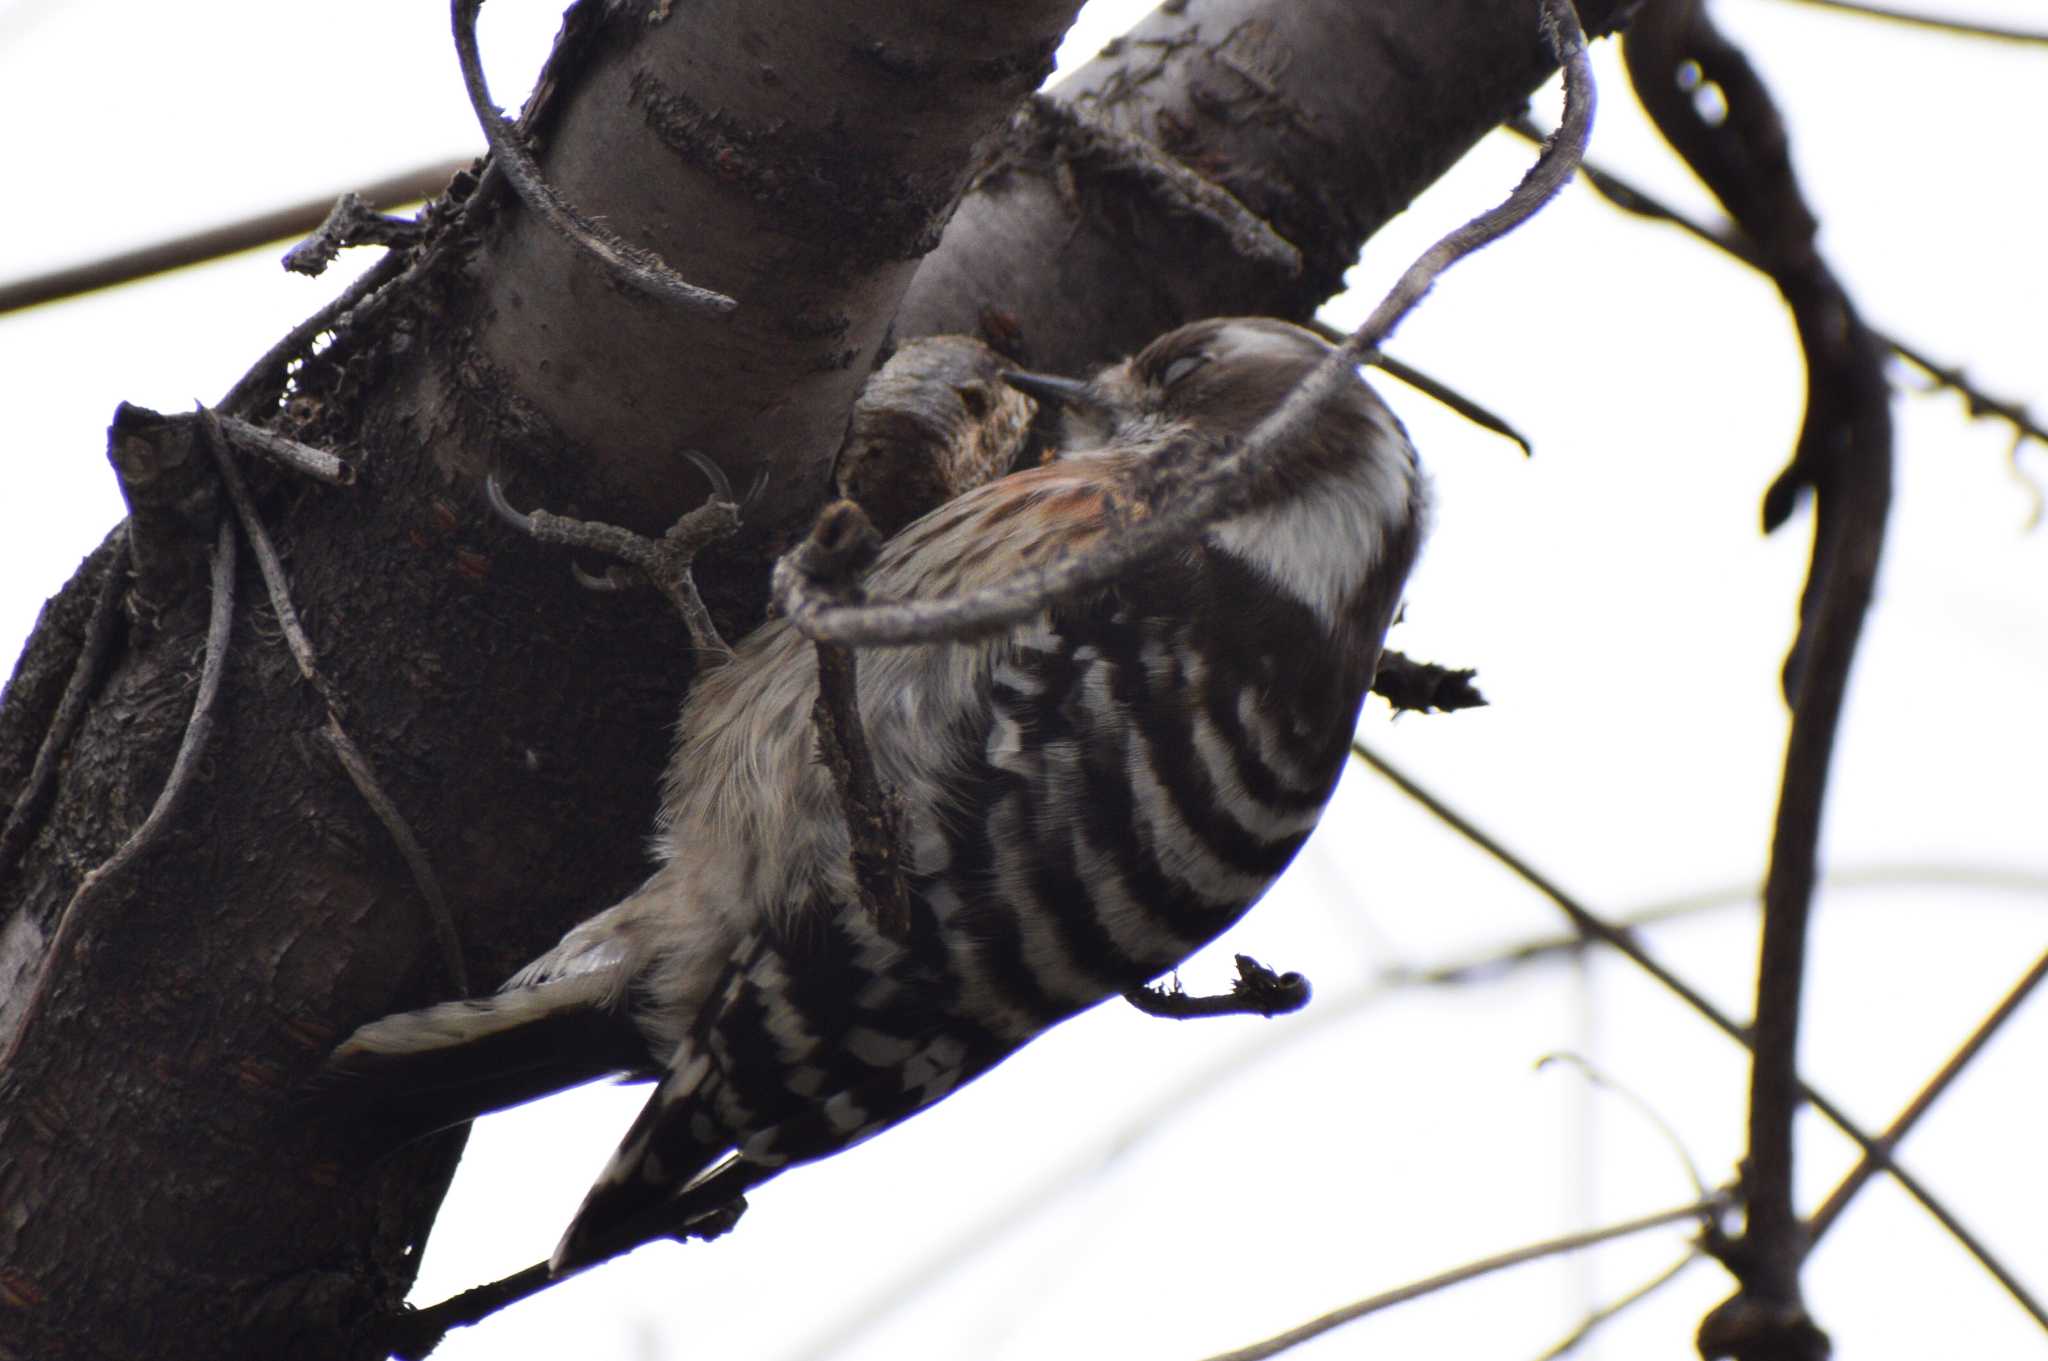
xmin=326 ymin=315 xmax=1431 ymax=1276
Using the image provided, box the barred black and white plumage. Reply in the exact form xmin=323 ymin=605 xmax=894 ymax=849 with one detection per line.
xmin=328 ymin=317 xmax=1429 ymax=1273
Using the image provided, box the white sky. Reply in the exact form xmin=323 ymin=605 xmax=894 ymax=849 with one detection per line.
xmin=2 ymin=2 xmax=2044 ymax=1358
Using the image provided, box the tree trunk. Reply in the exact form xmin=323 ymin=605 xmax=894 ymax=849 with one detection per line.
xmin=0 ymin=1 xmax=1627 ymax=1356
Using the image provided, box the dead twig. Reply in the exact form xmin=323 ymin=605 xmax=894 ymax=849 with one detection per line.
xmin=1125 ymin=954 xmax=1310 ymax=1019
xmin=1304 ymin=317 xmax=1535 ymax=457
xmin=1806 ymin=945 xmax=2048 ymax=1247
xmin=1194 ymin=1191 xmax=1733 ymax=1361
xmin=206 ymin=411 xmax=355 ymax=486
xmin=1531 ymin=1251 xmax=1706 ymax=1361
xmin=1369 ymin=649 xmax=1487 ymax=715
xmin=482 ymin=468 xmax=739 ymax=663
xmin=0 ymin=529 xmax=129 ymax=888
xmin=1505 ymin=118 xmax=2048 ymax=468
xmin=202 ymin=410 xmax=467 ymax=993
xmin=0 ymin=517 xmax=237 ymax=1069
xmin=778 ymin=0 xmax=1593 ymax=649
xmin=0 ymin=160 xmax=464 ymax=318
xmin=1350 ymin=739 xmax=2048 ymax=1332
xmin=219 ymin=248 xmax=409 ymax=419
xmin=773 ymin=501 xmax=913 ymax=942
xmin=282 ymin=192 xmax=425 ymax=278
xmin=451 ymin=0 xmax=736 ymax=317
xmin=1758 ymin=0 xmax=2048 ymax=46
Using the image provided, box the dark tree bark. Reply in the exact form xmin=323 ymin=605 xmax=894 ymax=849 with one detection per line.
xmin=0 ymin=1 xmax=1628 ymax=1356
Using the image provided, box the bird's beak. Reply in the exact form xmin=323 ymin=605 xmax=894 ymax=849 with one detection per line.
xmin=998 ymin=369 xmax=1099 ymax=412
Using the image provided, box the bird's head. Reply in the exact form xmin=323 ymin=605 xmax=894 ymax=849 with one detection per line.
xmin=1000 ymin=317 xmax=1390 ymax=463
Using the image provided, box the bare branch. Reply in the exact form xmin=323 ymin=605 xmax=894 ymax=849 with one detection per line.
xmin=218 ymin=247 xmax=410 ymax=418
xmin=1349 ymin=740 xmax=2048 ymax=1331
xmin=1531 ymin=1252 xmax=1706 ymax=1361
xmin=778 ymin=858 xmax=2048 ymax=1361
xmin=1627 ymin=5 xmax=1893 ymax=1349
xmin=0 ymin=160 xmax=464 ymax=317
xmin=1506 ymin=118 xmax=2048 ymax=461
xmin=207 ymin=411 xmax=355 ymax=486
xmin=1759 ymin=0 xmax=2048 ymax=46
xmin=1 ymin=518 xmax=237 ymax=1067
xmin=777 ymin=502 xmax=913 ymax=942
xmin=1369 ymin=650 xmax=1488 ymax=715
xmin=1806 ymin=945 xmax=2048 ymax=1248
xmin=451 ymin=0 xmax=736 ymax=318
xmin=281 ymin=191 xmax=424 ymax=278
xmin=780 ymin=0 xmax=1594 ymax=649
xmin=1125 ymin=954 xmax=1311 ymax=1019
xmin=1194 ymin=1192 xmax=1731 ymax=1361
xmin=482 ymin=470 xmax=739 ymax=662
xmin=0 ymin=530 xmax=128 ymax=888
xmin=202 ymin=409 xmax=468 ymax=993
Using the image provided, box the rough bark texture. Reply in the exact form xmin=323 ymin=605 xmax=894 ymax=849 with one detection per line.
xmin=0 ymin=1 xmax=1627 ymax=1357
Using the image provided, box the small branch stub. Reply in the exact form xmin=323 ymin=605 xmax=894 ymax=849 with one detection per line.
xmin=1126 ymin=954 xmax=1311 ymax=1020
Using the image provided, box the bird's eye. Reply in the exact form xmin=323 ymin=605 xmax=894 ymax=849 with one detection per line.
xmin=1160 ymin=354 xmax=1209 ymax=387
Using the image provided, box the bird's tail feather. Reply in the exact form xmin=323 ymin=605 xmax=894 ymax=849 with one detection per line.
xmin=319 ymin=975 xmax=654 ymax=1141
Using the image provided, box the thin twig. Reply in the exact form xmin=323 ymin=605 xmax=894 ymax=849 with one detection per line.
xmin=1806 ymin=944 xmax=2048 ymax=1246
xmin=1757 ymin=0 xmax=2048 ymax=45
xmin=482 ymin=472 xmax=738 ymax=662
xmin=386 ymin=1164 xmax=754 ymax=1357
xmin=1303 ymin=317 xmax=1534 ymax=456
xmin=1125 ymin=953 xmax=1310 ymax=1019
xmin=0 ymin=518 xmax=237 ymax=1070
xmin=779 ymin=0 xmax=1594 ymax=648
xmin=208 ymin=411 xmax=354 ymax=486
xmin=218 ymin=247 xmax=409 ymax=418
xmin=203 ymin=412 xmax=468 ymax=993
xmin=775 ymin=860 xmax=2045 ymax=1361
xmin=777 ymin=501 xmax=913 ymax=941
xmin=281 ymin=192 xmax=424 ymax=278
xmin=451 ymin=0 xmax=736 ymax=317
xmin=1194 ymin=1192 xmax=1730 ymax=1361
xmin=1349 ymin=740 xmax=2048 ymax=1331
xmin=1531 ymin=1251 xmax=1705 ymax=1361
xmin=0 ymin=160 xmax=465 ymax=318
xmin=0 ymin=528 xmax=129 ymax=887
xmin=1505 ymin=118 xmax=2048 ymax=460
xmin=1537 ymin=1052 xmax=1708 ymax=1200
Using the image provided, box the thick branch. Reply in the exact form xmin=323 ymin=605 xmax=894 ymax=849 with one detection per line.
xmin=1626 ymin=6 xmax=1892 ymax=1356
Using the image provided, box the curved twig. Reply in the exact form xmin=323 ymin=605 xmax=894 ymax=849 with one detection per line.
xmin=1 ymin=518 xmax=237 ymax=1069
xmin=1506 ymin=117 xmax=2048 ymax=465
xmin=1194 ymin=1192 xmax=1731 ymax=1361
xmin=1626 ymin=6 xmax=1893 ymax=1349
xmin=1530 ymin=1251 xmax=1704 ymax=1361
xmin=779 ymin=0 xmax=1594 ymax=648
xmin=0 ymin=529 xmax=129 ymax=888
xmin=203 ymin=412 xmax=468 ymax=993
xmin=1350 ymin=739 xmax=2048 ymax=1331
xmin=451 ymin=0 xmax=736 ymax=317
xmin=1536 ymin=1052 xmax=1709 ymax=1201
xmin=483 ymin=474 xmax=738 ymax=661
